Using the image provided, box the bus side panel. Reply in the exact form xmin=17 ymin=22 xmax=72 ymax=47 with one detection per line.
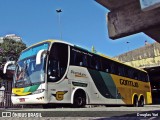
xmin=110 ymin=74 xmax=152 ymax=105
xmin=47 ymin=79 xmax=72 ymax=104
xmin=68 ymin=66 xmax=124 ymax=105
xmin=87 ymin=69 xmax=124 ymax=105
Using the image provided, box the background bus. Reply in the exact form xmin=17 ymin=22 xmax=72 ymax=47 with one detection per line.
xmin=4 ymin=40 xmax=152 ymax=108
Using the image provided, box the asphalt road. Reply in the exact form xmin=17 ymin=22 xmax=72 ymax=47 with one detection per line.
xmin=1 ymin=105 xmax=160 ymax=120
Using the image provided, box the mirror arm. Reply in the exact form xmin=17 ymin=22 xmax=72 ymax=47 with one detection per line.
xmin=3 ymin=61 xmax=15 ymax=74
xmin=36 ymin=49 xmax=48 ymax=65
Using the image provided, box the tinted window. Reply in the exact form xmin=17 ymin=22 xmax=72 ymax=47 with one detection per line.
xmin=101 ymin=58 xmax=111 ymax=73
xmin=48 ymin=43 xmax=68 ymax=82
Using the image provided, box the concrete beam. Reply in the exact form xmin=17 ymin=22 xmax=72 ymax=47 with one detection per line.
xmin=95 ymin=0 xmax=133 ymax=10
xmin=107 ymin=0 xmax=160 ymax=39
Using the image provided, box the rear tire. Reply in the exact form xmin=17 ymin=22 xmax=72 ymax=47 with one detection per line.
xmin=133 ymin=97 xmax=139 ymax=107
xmin=139 ymin=97 xmax=144 ymax=107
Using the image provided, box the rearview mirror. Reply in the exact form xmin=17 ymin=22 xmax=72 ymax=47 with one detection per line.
xmin=3 ymin=61 xmax=15 ymax=74
xmin=36 ymin=49 xmax=48 ymax=65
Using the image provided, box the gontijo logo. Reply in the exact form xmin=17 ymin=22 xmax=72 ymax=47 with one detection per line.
xmin=120 ymin=79 xmax=139 ymax=88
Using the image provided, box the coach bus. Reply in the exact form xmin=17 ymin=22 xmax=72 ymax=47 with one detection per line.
xmin=4 ymin=40 xmax=152 ymax=108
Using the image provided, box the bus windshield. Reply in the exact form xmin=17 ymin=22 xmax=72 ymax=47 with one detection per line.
xmin=13 ymin=42 xmax=49 ymax=88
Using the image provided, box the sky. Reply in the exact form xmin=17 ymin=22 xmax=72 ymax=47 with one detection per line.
xmin=0 ymin=0 xmax=155 ymax=57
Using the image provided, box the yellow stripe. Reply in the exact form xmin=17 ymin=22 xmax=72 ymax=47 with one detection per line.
xmin=12 ymin=88 xmax=31 ymax=96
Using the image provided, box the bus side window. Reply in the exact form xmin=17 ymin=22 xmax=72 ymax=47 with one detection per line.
xmin=118 ymin=65 xmax=124 ymax=76
xmin=111 ymin=63 xmax=118 ymax=75
xmin=141 ymin=73 xmax=148 ymax=82
xmin=145 ymin=74 xmax=149 ymax=82
xmin=99 ymin=58 xmax=103 ymax=71
xmin=74 ymin=52 xmax=82 ymax=66
xmin=133 ymin=70 xmax=138 ymax=80
xmin=128 ymin=69 xmax=134 ymax=79
xmin=138 ymin=72 xmax=142 ymax=81
xmin=101 ymin=59 xmax=111 ymax=73
xmin=71 ymin=48 xmax=89 ymax=67
xmin=77 ymin=54 xmax=83 ymax=66
xmin=82 ymin=55 xmax=88 ymax=67
xmin=95 ymin=58 xmax=101 ymax=70
xmin=72 ymin=51 xmax=77 ymax=65
xmin=88 ymin=55 xmax=100 ymax=70
xmin=123 ymin=67 xmax=128 ymax=77
xmin=74 ymin=53 xmax=80 ymax=66
xmin=88 ymin=56 xmax=96 ymax=69
xmin=111 ymin=63 xmax=114 ymax=74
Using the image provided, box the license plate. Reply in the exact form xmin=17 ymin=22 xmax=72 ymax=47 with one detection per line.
xmin=19 ymin=98 xmax=25 ymax=102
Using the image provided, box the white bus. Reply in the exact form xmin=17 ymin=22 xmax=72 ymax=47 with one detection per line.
xmin=4 ymin=40 xmax=152 ymax=108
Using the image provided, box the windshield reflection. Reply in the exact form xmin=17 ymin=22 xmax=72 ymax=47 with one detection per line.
xmin=13 ymin=56 xmax=46 ymax=88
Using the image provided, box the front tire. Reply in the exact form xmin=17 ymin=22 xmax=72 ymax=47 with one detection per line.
xmin=73 ymin=93 xmax=86 ymax=108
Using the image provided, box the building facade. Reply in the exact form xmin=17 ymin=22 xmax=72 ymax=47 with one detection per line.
xmin=114 ymin=42 xmax=160 ymax=68
xmin=0 ymin=34 xmax=22 ymax=43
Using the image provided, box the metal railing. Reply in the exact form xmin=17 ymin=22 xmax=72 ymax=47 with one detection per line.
xmin=0 ymin=91 xmax=42 ymax=109
xmin=0 ymin=91 xmax=21 ymax=109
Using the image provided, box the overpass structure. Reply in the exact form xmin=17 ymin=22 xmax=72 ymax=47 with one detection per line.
xmin=96 ymin=0 xmax=160 ymax=104
xmin=96 ymin=0 xmax=160 ymax=43
xmin=114 ymin=42 xmax=160 ymax=104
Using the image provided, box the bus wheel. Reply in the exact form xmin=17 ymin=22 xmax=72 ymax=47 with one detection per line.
xmin=73 ymin=91 xmax=86 ymax=108
xmin=133 ymin=96 xmax=139 ymax=107
xmin=139 ymin=97 xmax=144 ymax=107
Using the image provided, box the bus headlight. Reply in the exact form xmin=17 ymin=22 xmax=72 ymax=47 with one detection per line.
xmin=32 ymin=89 xmax=45 ymax=95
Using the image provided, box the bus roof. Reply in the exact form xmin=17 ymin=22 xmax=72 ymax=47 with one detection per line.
xmin=99 ymin=53 xmax=147 ymax=72
xmin=73 ymin=44 xmax=147 ymax=73
xmin=21 ymin=39 xmax=73 ymax=53
xmin=22 ymin=39 xmax=146 ymax=73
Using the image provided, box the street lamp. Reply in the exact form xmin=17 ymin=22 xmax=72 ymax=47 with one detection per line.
xmin=56 ymin=9 xmax=62 ymax=40
xmin=126 ymin=41 xmax=130 ymax=52
xmin=56 ymin=9 xmax=62 ymax=13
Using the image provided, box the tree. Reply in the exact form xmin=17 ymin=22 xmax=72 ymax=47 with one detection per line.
xmin=0 ymin=38 xmax=26 ymax=65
